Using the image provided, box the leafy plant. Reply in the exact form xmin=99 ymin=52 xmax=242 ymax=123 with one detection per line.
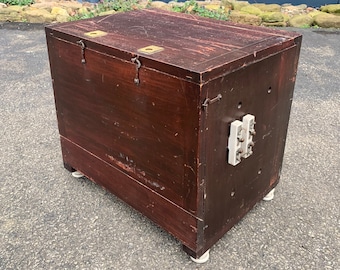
xmin=69 ymin=0 xmax=139 ymax=21
xmin=69 ymin=11 xmax=96 ymax=22
xmin=172 ymin=0 xmax=229 ymax=21
xmin=0 ymin=0 xmax=34 ymax=6
xmin=97 ymin=0 xmax=139 ymax=12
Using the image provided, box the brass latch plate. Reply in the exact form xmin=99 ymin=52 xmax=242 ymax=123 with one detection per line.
xmin=138 ymin=45 xmax=164 ymax=55
xmin=84 ymin=30 xmax=108 ymax=38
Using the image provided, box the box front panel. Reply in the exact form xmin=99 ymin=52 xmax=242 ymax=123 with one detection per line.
xmin=47 ymin=37 xmax=200 ymax=212
xmin=201 ymin=44 xmax=300 ymax=245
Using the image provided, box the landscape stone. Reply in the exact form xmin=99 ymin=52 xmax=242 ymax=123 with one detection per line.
xmin=0 ymin=6 xmax=25 ymax=23
xmin=169 ymin=1 xmax=184 ymax=8
xmin=77 ymin=6 xmax=90 ymax=15
xmin=0 ymin=8 xmax=11 ymax=14
xmin=307 ymin=10 xmax=323 ymax=18
xmin=314 ymin=12 xmax=340 ymax=28
xmin=24 ymin=8 xmax=55 ymax=23
xmin=281 ymin=4 xmax=307 ymax=15
xmin=240 ymin=5 xmax=262 ymax=16
xmin=232 ymin=1 xmax=249 ymax=11
xmin=205 ymin=4 xmax=221 ymax=11
xmin=296 ymin=4 xmax=308 ymax=10
xmin=0 ymin=12 xmax=23 ymax=21
xmin=260 ymin=12 xmax=284 ymax=23
xmin=252 ymin=3 xmax=281 ymax=12
xmin=320 ymin=4 xmax=340 ymax=14
xmin=4 ymin=5 xmax=26 ymax=13
xmin=60 ymin=2 xmax=83 ymax=11
xmin=229 ymin=10 xmax=261 ymax=25
xmin=30 ymin=2 xmax=55 ymax=12
xmin=150 ymin=1 xmax=169 ymax=10
xmin=56 ymin=14 xmax=69 ymax=22
xmin=220 ymin=0 xmax=233 ymax=10
xmin=288 ymin=14 xmax=314 ymax=27
xmin=0 ymin=3 xmax=7 ymax=8
xmin=51 ymin=6 xmax=69 ymax=17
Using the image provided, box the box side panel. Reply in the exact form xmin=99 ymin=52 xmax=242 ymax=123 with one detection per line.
xmin=46 ymin=35 xmax=200 ymax=214
xmin=201 ymin=44 xmax=301 ymax=250
xmin=60 ymin=136 xmax=198 ymax=251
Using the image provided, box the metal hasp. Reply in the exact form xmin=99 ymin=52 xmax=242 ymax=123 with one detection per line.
xmin=131 ymin=56 xmax=141 ymax=85
xmin=76 ymin=40 xmax=86 ymax=64
xmin=228 ymin=114 xmax=256 ymax=166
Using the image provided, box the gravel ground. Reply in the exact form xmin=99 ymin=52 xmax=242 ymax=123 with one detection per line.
xmin=0 ymin=24 xmax=339 ymax=269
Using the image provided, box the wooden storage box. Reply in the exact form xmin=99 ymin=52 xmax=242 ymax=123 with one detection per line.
xmin=45 ymin=9 xmax=302 ymax=260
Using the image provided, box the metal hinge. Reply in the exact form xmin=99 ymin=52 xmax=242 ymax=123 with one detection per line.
xmin=201 ymin=94 xmax=222 ymax=110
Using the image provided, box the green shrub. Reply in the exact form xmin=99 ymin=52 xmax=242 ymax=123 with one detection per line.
xmin=69 ymin=0 xmax=139 ymax=21
xmin=0 ymin=0 xmax=34 ymax=6
xmin=172 ymin=0 xmax=229 ymax=21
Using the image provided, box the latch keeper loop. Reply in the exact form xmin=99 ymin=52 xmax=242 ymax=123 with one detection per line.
xmin=131 ymin=56 xmax=141 ymax=85
xmin=76 ymin=40 xmax=86 ymax=64
xmin=202 ymin=94 xmax=222 ymax=110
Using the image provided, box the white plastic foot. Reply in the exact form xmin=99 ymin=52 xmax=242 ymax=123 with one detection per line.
xmin=71 ymin=171 xmax=84 ymax=178
xmin=263 ymin=188 xmax=275 ymax=201
xmin=190 ymin=250 xmax=210 ymax=264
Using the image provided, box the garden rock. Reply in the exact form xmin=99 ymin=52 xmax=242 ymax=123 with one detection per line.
xmin=59 ymin=1 xmax=82 ymax=10
xmin=307 ymin=10 xmax=323 ymax=18
xmin=150 ymin=1 xmax=169 ymax=10
xmin=281 ymin=4 xmax=308 ymax=15
xmin=240 ymin=5 xmax=262 ymax=16
xmin=51 ymin=6 xmax=69 ymax=17
xmin=260 ymin=12 xmax=284 ymax=23
xmin=252 ymin=3 xmax=281 ymax=12
xmin=24 ymin=8 xmax=55 ymax=23
xmin=205 ymin=4 xmax=221 ymax=11
xmin=77 ymin=6 xmax=89 ymax=15
xmin=55 ymin=14 xmax=69 ymax=22
xmin=320 ymin=4 xmax=340 ymax=14
xmin=229 ymin=10 xmax=261 ymax=25
xmin=232 ymin=1 xmax=249 ymax=11
xmin=0 ymin=13 xmax=23 ymax=21
xmin=288 ymin=14 xmax=314 ymax=27
xmin=30 ymin=2 xmax=55 ymax=12
xmin=314 ymin=12 xmax=340 ymax=28
xmin=0 ymin=7 xmax=23 ymax=21
xmin=0 ymin=3 xmax=7 ymax=8
xmin=3 ymin=5 xmax=25 ymax=13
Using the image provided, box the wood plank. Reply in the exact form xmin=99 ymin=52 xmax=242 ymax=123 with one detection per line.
xmin=60 ymin=136 xmax=199 ymax=252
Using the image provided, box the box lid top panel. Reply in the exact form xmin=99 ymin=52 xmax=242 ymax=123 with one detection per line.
xmin=46 ymin=9 xmax=301 ymax=83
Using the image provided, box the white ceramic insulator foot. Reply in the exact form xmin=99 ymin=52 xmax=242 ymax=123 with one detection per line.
xmin=71 ymin=171 xmax=84 ymax=178
xmin=190 ymin=250 xmax=210 ymax=264
xmin=263 ymin=188 xmax=275 ymax=201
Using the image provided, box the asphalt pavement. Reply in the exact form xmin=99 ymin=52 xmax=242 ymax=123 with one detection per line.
xmin=0 ymin=23 xmax=339 ymax=269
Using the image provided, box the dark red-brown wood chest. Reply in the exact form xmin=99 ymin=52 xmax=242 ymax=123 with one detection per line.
xmin=45 ymin=9 xmax=302 ymax=261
